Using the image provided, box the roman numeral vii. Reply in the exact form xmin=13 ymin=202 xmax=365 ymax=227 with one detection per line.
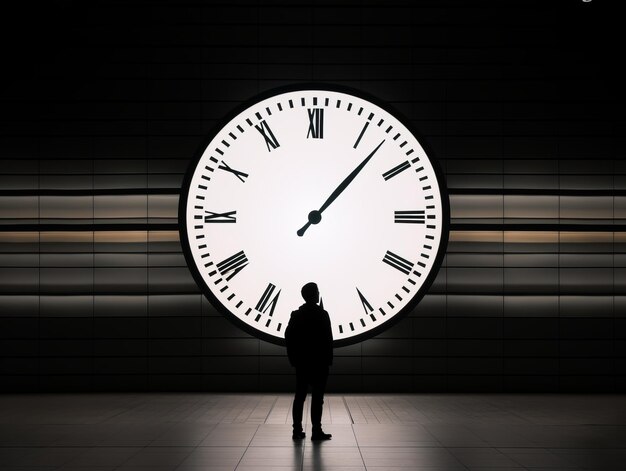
xmin=255 ymin=283 xmax=281 ymax=316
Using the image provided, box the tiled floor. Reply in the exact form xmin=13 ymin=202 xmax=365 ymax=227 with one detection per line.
xmin=0 ymin=394 xmax=625 ymax=470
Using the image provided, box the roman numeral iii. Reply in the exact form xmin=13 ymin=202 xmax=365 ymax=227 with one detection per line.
xmin=255 ymin=283 xmax=281 ymax=316
xmin=307 ymin=108 xmax=324 ymax=139
xmin=394 ymin=210 xmax=425 ymax=224
xmin=204 ymin=210 xmax=236 ymax=223
xmin=216 ymin=250 xmax=248 ymax=281
xmin=382 ymin=250 xmax=414 ymax=275
xmin=255 ymin=120 xmax=280 ymax=151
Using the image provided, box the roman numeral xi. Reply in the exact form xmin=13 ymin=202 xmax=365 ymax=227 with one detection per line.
xmin=255 ymin=120 xmax=280 ymax=151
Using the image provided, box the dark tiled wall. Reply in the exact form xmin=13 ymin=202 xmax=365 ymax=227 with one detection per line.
xmin=1 ymin=1 xmax=623 ymax=392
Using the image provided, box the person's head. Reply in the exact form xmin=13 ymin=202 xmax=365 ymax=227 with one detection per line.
xmin=301 ymin=282 xmax=319 ymax=305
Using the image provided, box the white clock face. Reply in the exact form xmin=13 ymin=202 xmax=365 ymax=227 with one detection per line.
xmin=180 ymin=86 xmax=449 ymax=346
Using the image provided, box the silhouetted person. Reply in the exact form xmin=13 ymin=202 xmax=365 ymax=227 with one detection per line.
xmin=285 ymin=282 xmax=333 ymax=440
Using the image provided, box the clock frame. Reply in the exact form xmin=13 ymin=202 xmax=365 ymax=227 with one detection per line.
xmin=179 ymin=83 xmax=450 ymax=347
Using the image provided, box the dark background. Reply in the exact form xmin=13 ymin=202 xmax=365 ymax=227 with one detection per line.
xmin=0 ymin=0 xmax=623 ymax=392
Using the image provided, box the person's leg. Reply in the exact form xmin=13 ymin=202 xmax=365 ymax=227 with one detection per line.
xmin=292 ymin=367 xmax=308 ymax=434
xmin=310 ymin=366 xmax=328 ymax=433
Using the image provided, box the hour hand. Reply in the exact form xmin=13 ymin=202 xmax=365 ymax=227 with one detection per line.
xmin=297 ymin=140 xmax=385 ymax=237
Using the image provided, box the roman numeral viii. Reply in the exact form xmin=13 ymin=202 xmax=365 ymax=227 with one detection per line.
xmin=255 ymin=283 xmax=281 ymax=316
xmin=394 ymin=210 xmax=425 ymax=224
xmin=216 ymin=250 xmax=248 ymax=281
xmin=307 ymin=108 xmax=324 ymax=139
xmin=204 ymin=210 xmax=236 ymax=223
xmin=255 ymin=120 xmax=280 ymax=151
xmin=382 ymin=250 xmax=414 ymax=275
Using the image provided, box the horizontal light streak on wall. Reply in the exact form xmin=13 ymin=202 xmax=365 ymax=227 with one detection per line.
xmin=0 ymin=231 xmax=180 ymax=244
xmin=0 ymin=230 xmax=624 ymax=244
xmin=2 ymin=294 xmax=624 ymax=319
xmin=451 ymin=231 xmax=626 ymax=243
xmin=0 ymin=194 xmax=624 ymax=221
xmin=450 ymin=195 xmax=623 ymax=220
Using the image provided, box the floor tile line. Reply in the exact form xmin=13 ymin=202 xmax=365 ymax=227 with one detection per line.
xmin=262 ymin=395 xmax=280 ymax=425
xmin=234 ymin=423 xmax=260 ymax=471
xmin=349 ymin=421 xmax=367 ymax=470
xmin=342 ymin=395 xmax=356 ymax=424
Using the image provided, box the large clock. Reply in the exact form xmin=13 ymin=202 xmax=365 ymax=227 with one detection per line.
xmin=179 ymin=84 xmax=449 ymax=347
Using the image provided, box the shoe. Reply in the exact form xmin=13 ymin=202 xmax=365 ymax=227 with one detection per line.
xmin=292 ymin=431 xmax=306 ymax=440
xmin=311 ymin=431 xmax=332 ymax=440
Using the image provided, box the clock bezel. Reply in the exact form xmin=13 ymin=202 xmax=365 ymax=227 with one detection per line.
xmin=179 ymin=83 xmax=450 ymax=347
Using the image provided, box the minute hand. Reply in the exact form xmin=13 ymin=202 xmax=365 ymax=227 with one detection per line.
xmin=297 ymin=139 xmax=385 ymax=237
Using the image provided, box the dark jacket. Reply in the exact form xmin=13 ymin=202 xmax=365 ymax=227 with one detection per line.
xmin=285 ymin=303 xmax=333 ymax=368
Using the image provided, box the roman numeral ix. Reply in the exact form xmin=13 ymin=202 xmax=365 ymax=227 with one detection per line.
xmin=382 ymin=250 xmax=414 ymax=275
xmin=255 ymin=283 xmax=281 ymax=316
xmin=216 ymin=250 xmax=248 ymax=281
xmin=307 ymin=108 xmax=324 ymax=139
xmin=255 ymin=120 xmax=280 ymax=151
xmin=204 ymin=210 xmax=236 ymax=223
